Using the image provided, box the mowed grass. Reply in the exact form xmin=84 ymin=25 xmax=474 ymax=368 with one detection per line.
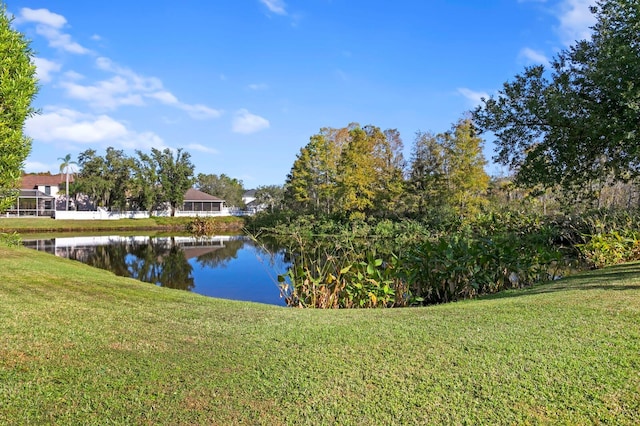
xmin=1 ymin=245 xmax=639 ymax=425
xmin=0 ymin=216 xmax=243 ymax=233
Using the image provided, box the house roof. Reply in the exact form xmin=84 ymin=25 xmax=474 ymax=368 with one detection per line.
xmin=19 ymin=173 xmax=71 ymax=189
xmin=184 ymin=188 xmax=225 ymax=202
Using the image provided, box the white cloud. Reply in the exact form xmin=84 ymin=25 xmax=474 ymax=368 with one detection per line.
xmin=63 ymin=70 xmax=84 ymax=81
xmin=95 ymin=57 xmax=162 ymax=92
xmin=556 ymin=0 xmax=597 ymax=46
xmin=26 ymin=108 xmax=128 ymax=142
xmin=33 ymin=57 xmax=62 ymax=83
xmin=18 ymin=8 xmax=92 ymax=55
xmin=457 ymin=88 xmax=489 ymax=105
xmin=186 ymin=143 xmax=218 ymax=154
xmin=36 ymin=25 xmax=92 ymax=54
xmin=54 ymin=57 xmax=222 ymax=119
xmin=248 ymin=83 xmax=269 ymax=91
xmin=17 ymin=8 xmax=66 ymax=28
xmin=260 ymin=0 xmax=287 ymax=15
xmin=59 ymin=76 xmax=145 ymax=109
xmin=148 ymin=91 xmax=179 ymax=105
xmin=120 ymin=131 xmax=166 ymax=150
xmin=147 ymin=92 xmax=222 ymax=119
xmin=179 ymin=104 xmax=223 ymax=120
xmin=24 ymin=160 xmax=56 ymax=173
xmin=232 ymin=109 xmax=270 ymax=134
xmin=65 ymin=57 xmax=222 ymax=119
xmin=519 ymin=47 xmax=550 ymax=65
xmin=25 ymin=107 xmax=166 ymax=151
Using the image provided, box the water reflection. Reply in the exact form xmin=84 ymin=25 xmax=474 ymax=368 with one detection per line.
xmin=22 ymin=235 xmax=288 ymax=306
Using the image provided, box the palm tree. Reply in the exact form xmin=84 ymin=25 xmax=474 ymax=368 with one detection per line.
xmin=58 ymin=154 xmax=77 ymax=211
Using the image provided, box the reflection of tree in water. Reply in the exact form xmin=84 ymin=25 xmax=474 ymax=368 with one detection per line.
xmin=127 ymin=238 xmax=163 ymax=284
xmin=195 ymin=238 xmax=244 ymax=269
xmin=70 ymin=237 xmax=195 ymax=291
xmin=80 ymin=243 xmax=132 ymax=278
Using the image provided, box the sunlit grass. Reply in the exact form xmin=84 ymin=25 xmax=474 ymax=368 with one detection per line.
xmin=1 ymin=245 xmax=639 ymax=424
xmin=0 ymin=216 xmax=244 ymax=233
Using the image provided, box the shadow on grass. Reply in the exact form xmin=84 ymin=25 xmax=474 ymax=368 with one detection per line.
xmin=484 ymin=261 xmax=640 ymax=301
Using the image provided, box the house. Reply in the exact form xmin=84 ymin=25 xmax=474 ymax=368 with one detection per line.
xmin=20 ymin=173 xmax=70 ymax=198
xmin=180 ymin=188 xmax=226 ymax=214
xmin=242 ymin=189 xmax=264 ymax=213
xmin=6 ymin=173 xmax=72 ymax=217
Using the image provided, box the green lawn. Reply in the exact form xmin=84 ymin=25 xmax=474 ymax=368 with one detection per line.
xmin=0 ymin=216 xmax=244 ymax=233
xmin=1 ymin=245 xmax=639 ymax=425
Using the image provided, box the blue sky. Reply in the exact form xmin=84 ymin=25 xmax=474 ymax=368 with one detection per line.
xmin=9 ymin=0 xmax=596 ymax=186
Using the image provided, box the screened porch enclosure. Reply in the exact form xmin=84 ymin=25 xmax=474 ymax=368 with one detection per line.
xmin=6 ymin=189 xmax=56 ymax=217
xmin=179 ymin=188 xmax=226 ymax=215
xmin=183 ymin=201 xmax=222 ymax=212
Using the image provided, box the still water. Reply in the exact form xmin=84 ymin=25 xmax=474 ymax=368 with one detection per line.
xmin=22 ymin=235 xmax=289 ymax=306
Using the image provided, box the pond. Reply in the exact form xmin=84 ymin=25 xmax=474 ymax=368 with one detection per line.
xmin=22 ymin=234 xmax=289 ymax=306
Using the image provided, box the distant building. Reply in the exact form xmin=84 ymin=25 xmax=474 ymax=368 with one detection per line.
xmin=242 ymin=189 xmax=264 ymax=213
xmin=180 ymin=188 xmax=226 ymax=213
xmin=6 ymin=174 xmax=73 ymax=217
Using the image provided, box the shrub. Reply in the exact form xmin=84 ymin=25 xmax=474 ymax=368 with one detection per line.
xmin=0 ymin=232 xmax=22 ymax=247
xmin=578 ymin=231 xmax=640 ymax=268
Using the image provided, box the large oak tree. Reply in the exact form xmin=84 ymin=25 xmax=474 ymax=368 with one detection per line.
xmin=474 ymin=0 xmax=640 ymax=199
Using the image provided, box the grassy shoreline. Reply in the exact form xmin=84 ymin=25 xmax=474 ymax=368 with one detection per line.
xmin=1 ymin=244 xmax=639 ymax=424
xmin=0 ymin=216 xmax=245 ymax=233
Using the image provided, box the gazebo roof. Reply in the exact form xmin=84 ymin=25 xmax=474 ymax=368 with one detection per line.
xmin=184 ymin=188 xmax=225 ymax=202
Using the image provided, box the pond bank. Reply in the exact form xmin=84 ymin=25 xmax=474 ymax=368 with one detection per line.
xmin=1 ymin=244 xmax=639 ymax=424
xmin=0 ymin=216 xmax=246 ymax=233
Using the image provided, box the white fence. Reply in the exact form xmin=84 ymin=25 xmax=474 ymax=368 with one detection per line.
xmin=54 ymin=210 xmax=151 ymax=220
xmin=52 ymin=208 xmax=253 ymax=220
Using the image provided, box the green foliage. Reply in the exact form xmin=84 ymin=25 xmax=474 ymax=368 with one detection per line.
xmin=336 ymin=126 xmax=406 ymax=217
xmin=284 ymin=123 xmax=405 ymax=218
xmin=196 ymin=173 xmax=245 ymax=207
xmin=253 ymin=184 xmax=285 ymax=212
xmin=406 ymin=118 xmax=489 ymax=218
xmin=442 ymin=119 xmax=490 ymax=216
xmin=336 ymin=134 xmax=364 ymax=214
xmin=407 ymin=130 xmax=445 ymax=215
xmin=0 ymin=6 xmax=38 ymax=212
xmin=74 ymin=148 xmax=136 ymax=210
xmin=277 ymin=238 xmax=407 ymax=308
xmin=75 ymin=149 xmax=111 ymax=207
xmin=105 ymin=148 xmax=135 ymax=210
xmin=152 ymin=148 xmax=195 ymax=216
xmin=474 ymin=0 xmax=640 ymax=194
xmin=0 ymin=231 xmax=21 ymax=247
xmin=579 ymin=231 xmax=640 ymax=268
xmin=75 ymin=147 xmax=198 ymax=214
xmin=548 ymin=208 xmax=640 ymax=270
xmin=261 ymin=209 xmax=586 ymax=307
xmin=130 ymin=150 xmax=160 ymax=212
xmin=186 ymin=216 xmax=244 ymax=235
xmin=401 ymin=229 xmax=567 ymax=304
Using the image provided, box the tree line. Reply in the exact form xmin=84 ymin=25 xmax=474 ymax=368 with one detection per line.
xmin=65 ymin=147 xmax=284 ymax=215
xmin=70 ymin=147 xmax=195 ymax=215
xmin=283 ymin=118 xmax=490 ymax=220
